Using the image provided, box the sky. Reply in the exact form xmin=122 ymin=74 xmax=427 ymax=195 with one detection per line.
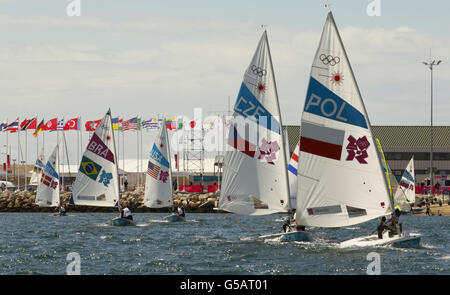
xmin=0 ymin=0 xmax=449 ymax=168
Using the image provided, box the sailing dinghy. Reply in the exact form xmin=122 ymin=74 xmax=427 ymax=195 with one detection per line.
xmin=218 ymin=30 xmax=309 ymax=241
xmin=35 ymin=143 xmax=64 ymax=215
xmin=143 ymin=119 xmax=183 ymax=221
xmin=70 ymin=109 xmax=135 ymax=226
xmin=29 ymin=148 xmax=45 ymax=187
xmin=296 ymin=12 xmax=420 ymax=248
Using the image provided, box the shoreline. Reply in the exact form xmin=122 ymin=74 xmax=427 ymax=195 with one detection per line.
xmin=0 ymin=191 xmax=449 ymax=215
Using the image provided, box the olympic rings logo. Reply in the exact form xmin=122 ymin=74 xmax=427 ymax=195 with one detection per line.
xmin=251 ymin=65 xmax=267 ymax=77
xmin=319 ymin=54 xmax=340 ymax=66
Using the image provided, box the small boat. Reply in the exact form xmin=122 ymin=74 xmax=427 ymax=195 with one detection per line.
xmin=143 ymin=119 xmax=184 ymax=221
xmin=109 ymin=217 xmax=136 ymax=226
xmin=294 ymin=12 xmax=420 ymax=248
xmin=340 ymin=232 xmax=421 ymax=248
xmin=163 ymin=214 xmax=186 ymax=222
xmin=35 ymin=143 xmax=66 ymax=215
xmin=218 ymin=30 xmax=299 ymax=239
xmin=70 ymin=109 xmax=132 ymax=226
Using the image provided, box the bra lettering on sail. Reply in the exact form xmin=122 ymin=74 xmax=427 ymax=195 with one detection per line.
xmin=87 ymin=133 xmax=115 ymax=163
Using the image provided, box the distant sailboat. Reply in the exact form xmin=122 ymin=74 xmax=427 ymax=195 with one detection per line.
xmin=35 ymin=144 xmax=61 ymax=210
xmin=393 ymin=156 xmax=416 ymax=212
xmin=70 ymin=109 xmax=134 ymax=226
xmin=296 ymin=12 xmax=420 ymax=248
xmin=219 ymin=30 xmax=295 ymax=237
xmin=30 ymin=148 xmax=45 ymax=187
xmin=143 ymin=119 xmax=182 ymax=221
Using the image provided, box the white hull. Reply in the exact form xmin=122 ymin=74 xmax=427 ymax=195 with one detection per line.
xmin=339 ymin=232 xmax=421 ymax=248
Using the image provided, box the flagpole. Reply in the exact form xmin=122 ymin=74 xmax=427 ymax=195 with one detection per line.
xmin=140 ymin=123 xmax=143 ymax=189
xmin=17 ymin=126 xmax=20 ymax=190
xmin=122 ymin=125 xmax=125 ymax=192
xmin=136 ymin=116 xmax=139 ymax=188
xmin=25 ymin=128 xmax=28 ymax=191
xmin=6 ymin=122 xmax=8 ymax=183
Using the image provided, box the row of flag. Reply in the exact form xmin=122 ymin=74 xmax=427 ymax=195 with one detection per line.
xmin=0 ymin=117 xmax=220 ymax=135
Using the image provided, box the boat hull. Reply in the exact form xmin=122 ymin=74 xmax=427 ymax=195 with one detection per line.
xmin=259 ymin=231 xmax=312 ymax=242
xmin=164 ymin=214 xmax=185 ymax=222
xmin=340 ymin=233 xmax=421 ymax=248
xmin=282 ymin=231 xmax=313 ymax=242
xmin=110 ymin=217 xmax=136 ymax=226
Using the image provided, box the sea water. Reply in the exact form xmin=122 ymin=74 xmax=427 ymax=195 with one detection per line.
xmin=0 ymin=213 xmax=448 ymax=274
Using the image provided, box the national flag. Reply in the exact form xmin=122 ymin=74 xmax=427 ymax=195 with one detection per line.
xmin=174 ymin=154 xmax=178 ymax=169
xmin=142 ymin=118 xmax=160 ymax=130
xmin=7 ymin=155 xmax=10 ymax=169
xmin=299 ymin=122 xmax=344 ymax=161
xmin=177 ymin=117 xmax=183 ymax=130
xmin=33 ymin=120 xmax=45 ymax=137
xmin=166 ymin=118 xmax=176 ymax=130
xmin=79 ymin=156 xmax=102 ymax=181
xmin=112 ymin=118 xmax=122 ymax=131
xmin=227 ymin=125 xmax=257 ymax=158
xmin=122 ymin=117 xmax=139 ymax=131
xmin=189 ymin=120 xmax=196 ymax=128
xmin=288 ymin=141 xmax=300 ymax=176
xmin=20 ymin=119 xmax=31 ymax=130
xmin=3 ymin=118 xmax=19 ymax=133
xmin=2 ymin=163 xmax=6 ymax=171
xmin=21 ymin=118 xmax=37 ymax=131
xmin=85 ymin=119 xmax=101 ymax=131
xmin=41 ymin=174 xmax=52 ymax=187
xmin=50 ymin=119 xmax=65 ymax=132
xmin=43 ymin=118 xmax=58 ymax=131
xmin=0 ymin=121 xmax=6 ymax=131
xmin=63 ymin=118 xmax=80 ymax=131
xmin=147 ymin=161 xmax=160 ymax=180
xmin=33 ymin=159 xmax=44 ymax=173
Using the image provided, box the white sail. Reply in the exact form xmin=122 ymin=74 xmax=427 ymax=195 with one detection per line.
xmin=29 ymin=148 xmax=45 ymax=186
xmin=219 ymin=31 xmax=290 ymax=215
xmin=375 ymin=138 xmax=410 ymax=212
xmin=35 ymin=144 xmax=60 ymax=207
xmin=394 ymin=156 xmax=415 ymax=205
xmin=287 ymin=140 xmax=300 ymax=209
xmin=143 ymin=119 xmax=173 ymax=208
xmin=296 ymin=12 xmax=392 ymax=227
xmin=71 ymin=110 xmax=119 ymax=207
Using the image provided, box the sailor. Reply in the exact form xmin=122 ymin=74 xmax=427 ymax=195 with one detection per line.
xmin=121 ymin=207 xmax=133 ymax=220
xmin=282 ymin=217 xmax=292 ymax=233
xmin=177 ymin=203 xmax=185 ymax=217
xmin=377 ymin=216 xmax=388 ymax=239
xmin=395 ymin=208 xmax=403 ymax=234
xmin=59 ymin=205 xmax=66 ymax=213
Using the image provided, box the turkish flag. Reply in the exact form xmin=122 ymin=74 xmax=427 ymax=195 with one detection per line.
xmin=189 ymin=121 xmax=196 ymax=128
xmin=85 ymin=119 xmax=101 ymax=131
xmin=43 ymin=118 xmax=57 ymax=131
xmin=63 ymin=118 xmax=79 ymax=130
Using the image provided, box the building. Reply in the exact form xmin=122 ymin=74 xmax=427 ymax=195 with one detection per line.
xmin=284 ymin=125 xmax=450 ymax=186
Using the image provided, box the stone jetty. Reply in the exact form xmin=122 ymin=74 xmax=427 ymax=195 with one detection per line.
xmin=0 ymin=191 xmax=220 ymax=213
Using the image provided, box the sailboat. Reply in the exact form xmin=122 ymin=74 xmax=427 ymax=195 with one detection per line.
xmin=394 ymin=156 xmax=416 ymax=214
xmin=29 ymin=148 xmax=45 ymax=187
xmin=296 ymin=12 xmax=420 ymax=248
xmin=69 ymin=109 xmax=134 ymax=226
xmin=35 ymin=143 xmax=63 ymax=214
xmin=143 ymin=119 xmax=182 ymax=221
xmin=218 ymin=30 xmax=299 ymax=238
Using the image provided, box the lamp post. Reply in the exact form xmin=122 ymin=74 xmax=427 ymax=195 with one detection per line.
xmin=422 ymin=59 xmax=442 ymax=196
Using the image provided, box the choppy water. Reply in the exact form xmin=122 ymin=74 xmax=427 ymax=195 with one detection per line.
xmin=0 ymin=213 xmax=448 ymax=274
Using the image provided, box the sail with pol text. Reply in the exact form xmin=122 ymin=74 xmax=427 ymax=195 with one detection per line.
xmin=143 ymin=119 xmax=173 ymax=208
xmin=296 ymin=12 xmax=392 ymax=228
xmin=219 ymin=31 xmax=290 ymax=215
xmin=71 ymin=110 xmax=119 ymax=207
